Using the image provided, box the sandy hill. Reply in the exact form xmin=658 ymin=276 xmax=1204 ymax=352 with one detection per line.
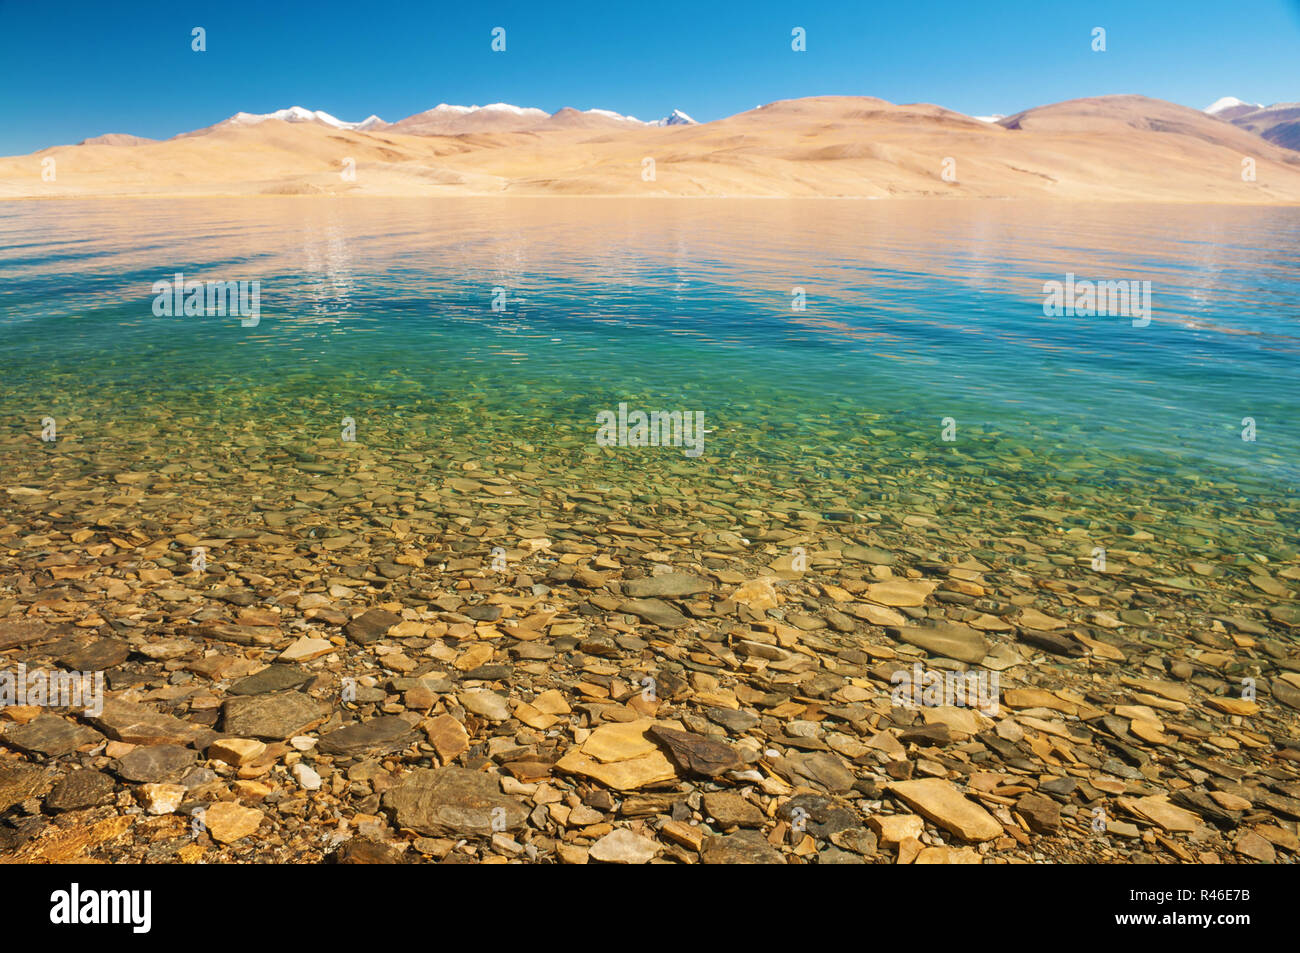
xmin=76 ymin=133 xmax=155 ymax=147
xmin=385 ymin=104 xmax=551 ymax=136
xmin=5 ymin=94 xmax=1300 ymax=201
xmin=545 ymin=107 xmax=647 ymax=130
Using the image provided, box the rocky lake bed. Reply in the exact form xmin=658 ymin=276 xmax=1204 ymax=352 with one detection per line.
xmin=1 ymin=402 xmax=1297 ymax=866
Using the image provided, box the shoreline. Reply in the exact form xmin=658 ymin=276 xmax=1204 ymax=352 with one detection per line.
xmin=5 ymin=193 xmax=1300 ymax=205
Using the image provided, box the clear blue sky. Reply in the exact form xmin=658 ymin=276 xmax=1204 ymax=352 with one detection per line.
xmin=2 ymin=0 xmax=1299 ymax=154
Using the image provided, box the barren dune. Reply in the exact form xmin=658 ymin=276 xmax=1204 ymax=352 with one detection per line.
xmin=4 ymin=94 xmax=1300 ymax=202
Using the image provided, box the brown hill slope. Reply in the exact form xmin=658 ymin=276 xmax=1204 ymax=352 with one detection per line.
xmin=4 ymin=94 xmax=1299 ymax=201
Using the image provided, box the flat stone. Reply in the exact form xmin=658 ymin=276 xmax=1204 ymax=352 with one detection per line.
xmin=581 ymin=720 xmax=659 ymax=762
xmin=463 ymin=664 xmax=512 ymax=681
xmin=531 ymin=690 xmax=571 ymax=716
xmin=1016 ymin=628 xmax=1084 ymax=656
xmin=555 ymin=747 xmax=679 ymax=791
xmin=383 ymin=767 xmax=528 ymax=837
xmin=1119 ymin=795 xmax=1202 ymax=833
xmin=869 ymin=813 xmax=925 ymax=846
xmin=830 ymin=827 xmax=878 ymax=856
xmin=207 ymin=738 xmax=267 ymax=766
xmin=221 ymin=692 xmax=330 ymax=740
xmin=209 ymin=587 xmax=257 ymax=607
xmin=227 ymin=664 xmax=312 ymax=696
xmin=899 ymin=723 xmax=953 ymax=747
xmin=453 ymin=643 xmax=494 ymax=671
xmin=1015 ymin=793 xmax=1062 ymax=833
xmin=45 ymin=768 xmax=114 ymax=812
xmin=88 ymin=699 xmax=204 ymax=746
xmin=318 ymin=716 xmax=416 ymax=757
xmin=851 ymin=603 xmax=908 ymax=626
xmin=514 ymin=702 xmax=557 ymax=730
xmin=887 ymin=778 xmax=1003 ymax=842
xmin=1108 ymin=820 xmax=1141 ymax=838
xmin=776 ymin=794 xmax=859 ymax=837
xmin=1017 ymin=608 xmax=1066 ymax=630
xmin=137 ymin=782 xmax=187 ymax=815
xmin=704 ymin=707 xmax=759 ymax=732
xmin=618 ymin=793 xmax=677 ymax=816
xmin=334 ymin=838 xmax=403 ymax=864
xmin=115 ymin=744 xmax=195 ymax=783
xmin=896 ymin=623 xmax=988 ymax=664
xmin=730 ymin=577 xmax=779 ymax=611
xmin=649 ymin=725 xmax=742 ymax=777
xmin=662 ymin=819 xmax=706 ymax=852
xmin=423 ymin=714 xmax=470 ymax=763
xmin=345 ymin=608 xmax=401 ymax=645
xmin=1254 ymin=825 xmax=1299 ymax=852
xmin=135 ymin=639 xmax=195 ymax=661
xmin=198 ymin=623 xmax=280 ymax=646
xmin=775 ymin=751 xmax=855 ymax=794
xmin=701 ymin=829 xmax=784 ymax=864
xmin=0 ymin=621 xmax=59 ymax=650
xmin=702 ymin=792 xmax=766 ymax=828
xmin=914 ymin=846 xmax=983 ymax=864
xmin=623 ymin=573 xmax=711 ymax=599
xmin=1268 ymin=605 xmax=1300 ymax=627
xmin=278 ymin=636 xmax=335 ymax=662
xmin=1272 ymin=678 xmax=1300 ymax=711
xmin=458 ymin=689 xmax=510 ymax=722
xmin=1039 ymin=777 xmax=1078 ymax=797
xmin=1003 ymin=688 xmax=1069 ymax=711
xmin=1206 ymin=697 xmax=1260 ymax=717
xmin=819 ymin=846 xmax=866 ymax=864
xmin=618 ymin=599 xmax=688 ymax=629
xmin=842 ymin=546 xmax=895 ymax=565
xmin=589 ymin=827 xmax=662 ymax=864
xmin=3 ymin=714 xmax=104 ymax=757
xmin=1234 ymin=830 xmax=1276 ymax=863
xmin=922 ymin=707 xmax=987 ymax=737
xmin=864 ymin=579 xmax=935 ymax=607
xmin=202 ymin=801 xmax=264 ymax=843
xmin=57 ymin=638 xmax=129 ymax=671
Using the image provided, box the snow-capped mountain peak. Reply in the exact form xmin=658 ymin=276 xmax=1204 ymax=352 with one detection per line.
xmin=421 ymin=103 xmax=549 ymax=118
xmin=211 ymin=102 xmax=700 ymax=135
xmin=583 ymin=107 xmax=644 ymax=123
xmin=223 ymin=107 xmax=385 ymax=131
xmin=656 ymin=109 xmax=697 ymax=126
xmin=477 ymin=103 xmax=549 ymax=117
xmin=1205 ymin=96 xmax=1262 ymax=116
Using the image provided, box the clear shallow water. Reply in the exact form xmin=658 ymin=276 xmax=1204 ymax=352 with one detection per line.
xmin=1 ymin=198 xmax=1297 ymax=569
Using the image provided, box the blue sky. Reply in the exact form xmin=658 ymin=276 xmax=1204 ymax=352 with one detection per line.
xmin=2 ymin=0 xmax=1299 ymax=154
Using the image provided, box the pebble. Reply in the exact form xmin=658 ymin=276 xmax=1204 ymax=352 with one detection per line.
xmin=589 ymin=828 xmax=661 ymax=864
xmin=203 ymin=802 xmax=265 ymax=843
xmin=293 ymin=763 xmax=323 ymax=791
xmin=137 ymin=783 xmax=187 ymax=815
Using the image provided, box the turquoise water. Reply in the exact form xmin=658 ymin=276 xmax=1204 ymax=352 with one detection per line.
xmin=1 ymin=198 xmax=1297 ymax=565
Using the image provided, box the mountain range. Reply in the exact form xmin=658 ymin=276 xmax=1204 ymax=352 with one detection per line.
xmin=133 ymin=103 xmax=699 ymax=140
xmin=1206 ymin=97 xmax=1300 ymax=152
xmin=4 ymin=95 xmax=1299 ymax=202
